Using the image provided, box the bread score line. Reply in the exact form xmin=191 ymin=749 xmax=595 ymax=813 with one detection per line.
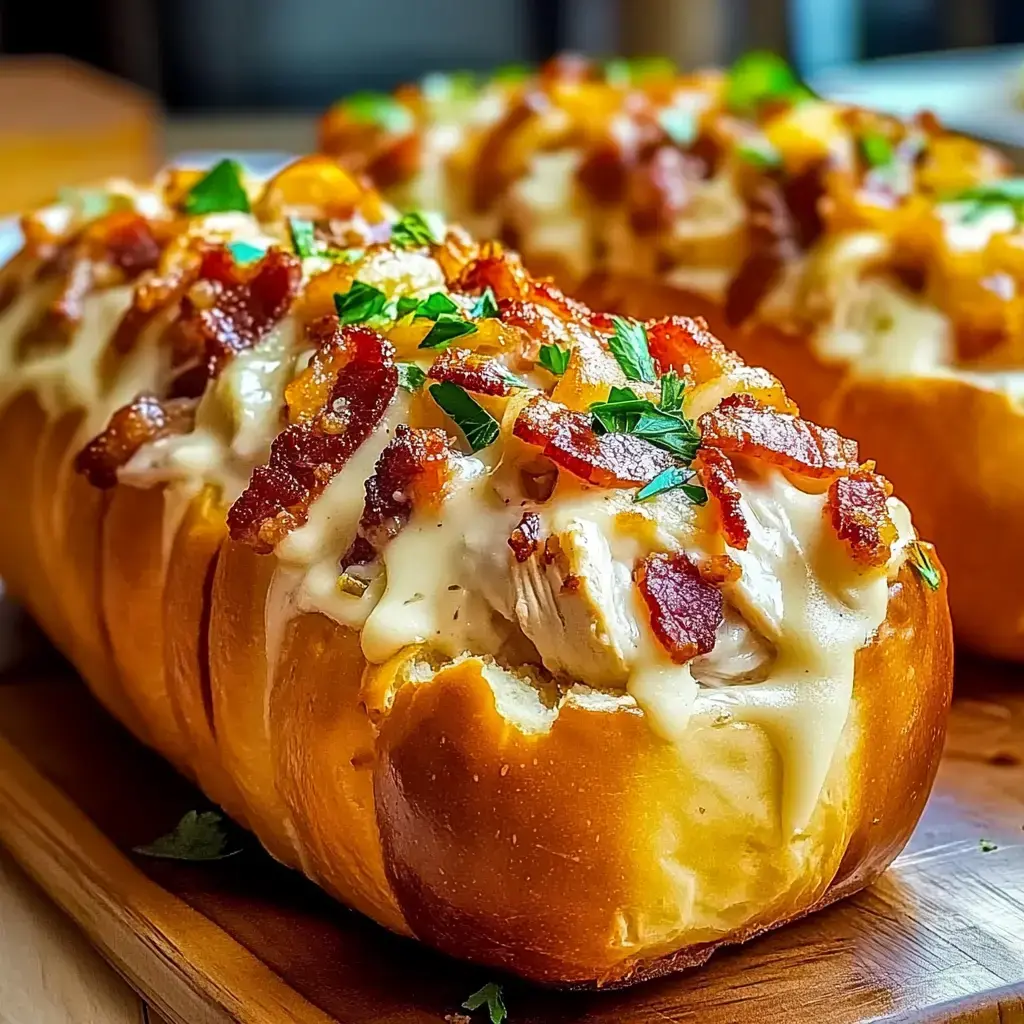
xmin=320 ymin=52 xmax=1024 ymax=660
xmin=0 ymin=157 xmax=952 ymax=986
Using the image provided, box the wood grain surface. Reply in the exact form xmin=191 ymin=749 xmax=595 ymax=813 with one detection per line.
xmin=0 ymin=647 xmax=1022 ymax=1024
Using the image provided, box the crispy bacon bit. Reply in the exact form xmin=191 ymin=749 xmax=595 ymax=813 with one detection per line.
xmin=627 ymin=146 xmax=706 ymax=235
xmin=645 ymin=315 xmax=735 ymax=385
xmin=427 ymin=348 xmax=520 ymax=396
xmin=636 ymin=552 xmax=723 ymax=663
xmin=826 ymin=470 xmax=897 ymax=567
xmin=343 ymin=425 xmax=456 ymax=565
xmin=177 ymin=246 xmax=302 ymax=378
xmin=283 ymin=316 xmax=355 ymax=425
xmin=695 ymin=448 xmax=748 ymax=550
xmin=227 ymin=326 xmax=398 ymax=552
xmin=699 ymin=394 xmax=859 ymax=479
xmin=513 ymin=395 xmax=674 ymax=488
xmin=508 ymin=512 xmax=541 ymax=563
xmin=75 ymin=394 xmax=196 ymax=488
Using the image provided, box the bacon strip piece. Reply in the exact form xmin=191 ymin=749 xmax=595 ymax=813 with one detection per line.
xmin=826 ymin=469 xmax=897 ymax=567
xmin=636 ymin=552 xmax=724 ymax=663
xmin=508 ymin=512 xmax=541 ymax=563
xmin=227 ymin=326 xmax=398 ymax=552
xmin=695 ymin=448 xmax=748 ymax=550
xmin=646 ymin=315 xmax=736 ymax=385
xmin=343 ymin=425 xmax=456 ymax=566
xmin=513 ymin=395 xmax=675 ymax=488
xmin=75 ymin=394 xmax=197 ymax=488
xmin=699 ymin=394 xmax=858 ymax=479
xmin=177 ymin=246 xmax=302 ymax=378
xmin=427 ymin=348 xmax=521 ymax=397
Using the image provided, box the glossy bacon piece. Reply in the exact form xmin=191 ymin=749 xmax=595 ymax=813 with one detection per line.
xmin=427 ymin=348 xmax=520 ymax=397
xmin=343 ymin=425 xmax=456 ymax=565
xmin=75 ymin=394 xmax=196 ymax=489
xmin=284 ymin=316 xmax=355 ymax=425
xmin=508 ymin=512 xmax=542 ymax=563
xmin=636 ymin=552 xmax=723 ymax=663
xmin=695 ymin=448 xmax=748 ymax=550
xmin=227 ymin=326 xmax=398 ymax=552
xmin=699 ymin=394 xmax=858 ymax=479
xmin=513 ymin=395 xmax=674 ymax=488
xmin=646 ymin=315 xmax=736 ymax=385
xmin=826 ymin=469 xmax=898 ymax=567
xmin=177 ymin=246 xmax=302 ymax=378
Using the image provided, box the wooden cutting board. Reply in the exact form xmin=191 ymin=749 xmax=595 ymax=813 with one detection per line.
xmin=0 ymin=630 xmax=1023 ymax=1024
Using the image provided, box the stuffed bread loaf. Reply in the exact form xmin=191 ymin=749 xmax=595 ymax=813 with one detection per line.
xmin=0 ymin=155 xmax=952 ymax=986
xmin=320 ymin=52 xmax=1024 ymax=660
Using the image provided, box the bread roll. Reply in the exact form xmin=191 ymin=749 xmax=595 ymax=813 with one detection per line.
xmin=0 ymin=156 xmax=951 ymax=985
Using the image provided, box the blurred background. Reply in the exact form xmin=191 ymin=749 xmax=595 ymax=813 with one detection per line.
xmin=2 ymin=0 xmax=1024 ymax=214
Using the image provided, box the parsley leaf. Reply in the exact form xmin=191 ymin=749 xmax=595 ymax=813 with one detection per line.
xmin=590 ymin=385 xmax=701 ymax=461
xmin=737 ymin=137 xmax=783 ymax=169
xmin=396 ymin=362 xmax=427 ymax=392
xmin=949 ymin=178 xmax=1024 ymax=224
xmin=635 ymin=466 xmax=708 ymax=504
xmin=289 ymin=217 xmax=318 ymax=258
xmin=539 ymin=343 xmax=571 ymax=376
xmin=608 ymin=316 xmax=657 ymax=383
xmin=183 ymin=159 xmax=250 ymax=216
xmin=726 ymin=51 xmax=813 ymax=117
xmin=416 ymin=291 xmax=460 ymax=319
xmin=658 ymin=107 xmax=699 ymax=148
xmin=493 ymin=63 xmax=530 ymax=84
xmin=391 ymin=210 xmax=440 ymax=248
xmin=227 ymin=240 xmax=266 ymax=265
xmin=133 ymin=811 xmax=242 ymax=862
xmin=334 ymin=282 xmax=389 ymax=325
xmin=907 ymin=541 xmax=940 ymax=591
xmin=339 ymin=91 xmax=414 ymax=134
xmin=429 ymin=382 xmax=499 ymax=452
xmin=860 ymin=133 xmax=894 ymax=169
xmin=659 ymin=370 xmax=685 ymax=413
xmin=419 ymin=314 xmax=478 ymax=349
xmin=605 ymin=56 xmax=676 ymax=87
xmin=462 ymin=982 xmax=507 ymax=1024
xmin=470 ymin=286 xmax=500 ymax=319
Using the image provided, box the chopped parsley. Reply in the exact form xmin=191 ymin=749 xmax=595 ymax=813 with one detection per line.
xmin=419 ymin=314 xmax=478 ymax=349
xmin=227 ymin=240 xmax=266 ymax=265
xmin=334 ymin=282 xmax=389 ymax=325
xmin=289 ymin=217 xmax=318 ymax=258
xmin=396 ymin=362 xmax=428 ymax=392
xmin=397 ymin=291 xmax=459 ymax=321
xmin=907 ymin=541 xmax=940 ymax=591
xmin=338 ymin=91 xmax=415 ymax=134
xmin=949 ymin=178 xmax=1024 ymax=224
xmin=391 ymin=210 xmax=440 ymax=248
xmin=539 ymin=342 xmax=571 ymax=376
xmin=658 ymin=107 xmax=699 ymax=148
xmin=860 ymin=133 xmax=895 ymax=169
xmin=429 ymin=381 xmax=499 ymax=452
xmin=462 ymin=982 xmax=507 ymax=1024
xmin=604 ymin=56 xmax=676 ymax=87
xmin=590 ymin=384 xmax=701 ymax=462
xmin=493 ymin=63 xmax=530 ymax=85
xmin=183 ymin=159 xmax=250 ymax=216
xmin=635 ymin=466 xmax=707 ymax=504
xmin=659 ymin=369 xmax=685 ymax=413
xmin=470 ymin=286 xmax=500 ymax=320
xmin=133 ymin=811 xmax=242 ymax=862
xmin=736 ymin=136 xmax=783 ymax=170
xmin=725 ymin=51 xmax=814 ymax=117
xmin=608 ymin=315 xmax=657 ymax=383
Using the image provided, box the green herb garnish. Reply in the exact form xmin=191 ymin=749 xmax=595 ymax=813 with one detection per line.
xmin=396 ymin=362 xmax=428 ymax=392
xmin=429 ymin=381 xmax=499 ymax=452
xmin=396 ymin=291 xmax=459 ymax=321
xmin=907 ymin=541 xmax=940 ymax=591
xmin=590 ymin=384 xmax=701 ymax=461
xmin=470 ymin=286 xmax=500 ymax=320
xmin=227 ymin=240 xmax=266 ymax=265
xmin=659 ymin=370 xmax=685 ymax=413
xmin=725 ymin=51 xmax=813 ymax=117
xmin=391 ymin=210 xmax=440 ymax=248
xmin=183 ymin=159 xmax=250 ymax=216
xmin=737 ymin=137 xmax=783 ymax=170
xmin=980 ymin=838 xmax=998 ymax=853
xmin=605 ymin=56 xmax=676 ymax=87
xmin=419 ymin=314 xmax=478 ymax=349
xmin=133 ymin=811 xmax=241 ymax=862
xmin=539 ymin=343 xmax=571 ymax=376
xmin=493 ymin=63 xmax=530 ymax=85
xmin=635 ymin=466 xmax=708 ymax=504
xmin=339 ymin=91 xmax=415 ymax=134
xmin=658 ymin=107 xmax=699 ymax=148
xmin=334 ymin=282 xmax=389 ymax=325
xmin=608 ymin=315 xmax=657 ymax=383
xmin=462 ymin=982 xmax=507 ymax=1024
xmin=421 ymin=70 xmax=478 ymax=102
xmin=949 ymin=178 xmax=1024 ymax=224
xmin=860 ymin=133 xmax=895 ymax=169
xmin=289 ymin=217 xmax=318 ymax=258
